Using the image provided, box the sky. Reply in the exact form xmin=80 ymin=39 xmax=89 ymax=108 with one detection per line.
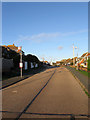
xmin=2 ymin=2 xmax=88 ymax=62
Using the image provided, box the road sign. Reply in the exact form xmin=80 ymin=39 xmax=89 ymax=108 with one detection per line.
xmin=18 ymin=46 xmax=21 ymax=51
xmin=19 ymin=62 xmax=23 ymax=68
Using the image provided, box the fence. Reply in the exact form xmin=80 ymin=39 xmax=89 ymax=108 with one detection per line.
xmin=70 ymin=65 xmax=88 ymax=72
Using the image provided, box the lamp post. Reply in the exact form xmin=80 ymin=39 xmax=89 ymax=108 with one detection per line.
xmin=73 ymin=44 xmax=75 ymax=66
xmin=73 ymin=44 xmax=77 ymax=67
xmin=18 ymin=46 xmax=23 ymax=78
xmin=20 ymin=48 xmax=22 ymax=78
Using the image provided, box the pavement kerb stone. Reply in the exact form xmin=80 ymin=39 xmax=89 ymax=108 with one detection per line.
xmin=66 ymin=67 xmax=88 ymax=96
xmin=2 ymin=75 xmax=32 ymax=89
xmin=2 ymin=67 xmax=47 ymax=89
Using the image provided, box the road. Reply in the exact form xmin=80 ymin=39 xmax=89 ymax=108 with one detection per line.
xmin=2 ymin=67 xmax=88 ymax=119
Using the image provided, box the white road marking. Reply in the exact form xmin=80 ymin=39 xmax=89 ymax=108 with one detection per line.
xmin=12 ymin=90 xmax=17 ymax=93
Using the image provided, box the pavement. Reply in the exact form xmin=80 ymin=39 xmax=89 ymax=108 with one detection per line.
xmin=66 ymin=66 xmax=88 ymax=91
xmin=1 ymin=66 xmax=47 ymax=89
xmin=2 ymin=67 xmax=88 ymax=119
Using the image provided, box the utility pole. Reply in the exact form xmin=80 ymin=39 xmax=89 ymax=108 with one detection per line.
xmin=73 ymin=44 xmax=75 ymax=66
xmin=42 ymin=57 xmax=44 ymax=62
xmin=18 ymin=46 xmax=23 ymax=78
xmin=73 ymin=44 xmax=78 ymax=68
xmin=50 ymin=58 xmax=52 ymax=66
xmin=20 ymin=47 xmax=22 ymax=78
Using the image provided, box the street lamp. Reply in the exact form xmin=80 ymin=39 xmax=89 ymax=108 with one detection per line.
xmin=73 ymin=44 xmax=75 ymax=66
xmin=73 ymin=44 xmax=77 ymax=67
xmin=18 ymin=46 xmax=23 ymax=78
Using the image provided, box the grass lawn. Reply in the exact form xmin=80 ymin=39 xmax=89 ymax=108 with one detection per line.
xmin=78 ymin=70 xmax=90 ymax=77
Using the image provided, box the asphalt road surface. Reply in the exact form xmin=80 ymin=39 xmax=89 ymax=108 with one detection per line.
xmin=2 ymin=67 xmax=88 ymax=119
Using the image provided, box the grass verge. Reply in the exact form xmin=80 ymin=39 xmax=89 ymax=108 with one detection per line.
xmin=69 ymin=66 xmax=90 ymax=77
xmin=84 ymin=89 xmax=90 ymax=98
xmin=78 ymin=70 xmax=90 ymax=77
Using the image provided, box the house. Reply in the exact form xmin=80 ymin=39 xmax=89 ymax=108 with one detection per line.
xmin=3 ymin=44 xmax=24 ymax=55
xmin=56 ymin=61 xmax=60 ymax=66
xmin=76 ymin=52 xmax=90 ymax=68
xmin=2 ymin=58 xmax=13 ymax=73
xmin=3 ymin=44 xmax=18 ymax=52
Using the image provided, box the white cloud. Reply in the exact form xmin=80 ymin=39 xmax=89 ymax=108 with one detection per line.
xmin=31 ymin=32 xmax=60 ymax=39
xmin=15 ymin=29 xmax=88 ymax=44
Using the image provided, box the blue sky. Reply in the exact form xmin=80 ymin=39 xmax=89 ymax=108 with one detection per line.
xmin=2 ymin=2 xmax=88 ymax=62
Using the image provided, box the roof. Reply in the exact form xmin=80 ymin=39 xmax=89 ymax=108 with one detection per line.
xmin=3 ymin=44 xmax=20 ymax=53
xmin=7 ymin=44 xmax=18 ymax=51
xmin=81 ymin=52 xmax=90 ymax=57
